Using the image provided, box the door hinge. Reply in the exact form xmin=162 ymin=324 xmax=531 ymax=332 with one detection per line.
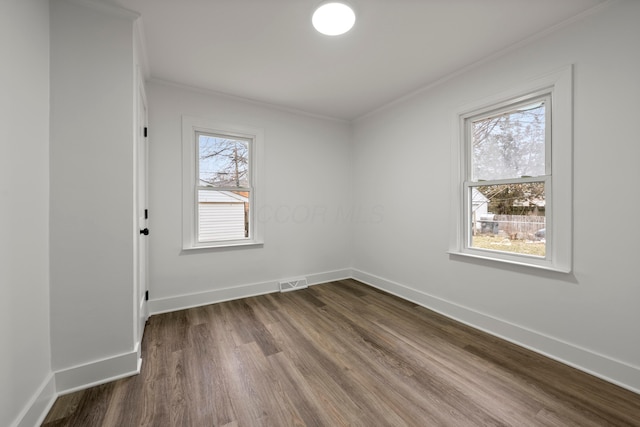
xmin=145 ymin=290 xmax=149 ymax=301
xmin=144 ymin=209 xmax=148 ymax=219
xmin=144 ymin=127 xmax=148 ymax=138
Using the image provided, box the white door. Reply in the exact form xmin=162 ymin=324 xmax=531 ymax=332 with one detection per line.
xmin=136 ymin=82 xmax=149 ymax=347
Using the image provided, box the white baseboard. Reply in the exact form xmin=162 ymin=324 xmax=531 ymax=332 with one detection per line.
xmin=12 ymin=373 xmax=56 ymax=427
xmin=55 ymin=348 xmax=141 ymax=395
xmin=352 ymin=268 xmax=640 ymax=395
xmin=148 ymin=268 xmax=352 ymax=315
xmin=307 ymin=268 xmax=352 ymax=286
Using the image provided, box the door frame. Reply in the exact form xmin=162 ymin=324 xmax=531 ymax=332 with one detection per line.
xmin=134 ymin=69 xmax=149 ymax=355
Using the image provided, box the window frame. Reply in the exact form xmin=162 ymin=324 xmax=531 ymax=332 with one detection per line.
xmin=182 ymin=116 xmax=264 ymax=250
xmin=449 ymin=67 xmax=573 ymax=272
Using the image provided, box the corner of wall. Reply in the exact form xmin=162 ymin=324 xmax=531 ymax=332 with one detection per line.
xmin=54 ymin=349 xmax=141 ymax=396
xmin=12 ymin=374 xmax=56 ymax=427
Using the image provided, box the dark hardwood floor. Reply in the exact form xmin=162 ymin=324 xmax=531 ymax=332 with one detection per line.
xmin=43 ymin=279 xmax=640 ymax=426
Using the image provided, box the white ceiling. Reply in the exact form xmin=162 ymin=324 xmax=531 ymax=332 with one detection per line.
xmin=108 ymin=0 xmax=606 ymax=121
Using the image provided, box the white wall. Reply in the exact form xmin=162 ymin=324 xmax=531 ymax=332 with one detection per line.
xmin=0 ymin=1 xmax=54 ymax=426
xmin=147 ymin=81 xmax=352 ymax=312
xmin=352 ymin=0 xmax=640 ymax=391
xmin=50 ymin=0 xmax=139 ymax=388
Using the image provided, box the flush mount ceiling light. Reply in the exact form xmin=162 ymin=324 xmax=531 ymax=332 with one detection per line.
xmin=312 ymin=2 xmax=356 ymax=36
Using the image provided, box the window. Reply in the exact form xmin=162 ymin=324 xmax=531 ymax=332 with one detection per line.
xmin=182 ymin=117 xmax=263 ymax=249
xmin=450 ymin=67 xmax=572 ymax=272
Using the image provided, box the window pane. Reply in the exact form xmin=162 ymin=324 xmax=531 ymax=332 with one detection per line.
xmin=198 ymin=190 xmax=249 ymax=242
xmin=470 ymin=183 xmax=545 ymax=257
xmin=198 ymin=134 xmax=249 ymax=188
xmin=472 ymin=101 xmax=545 ymax=181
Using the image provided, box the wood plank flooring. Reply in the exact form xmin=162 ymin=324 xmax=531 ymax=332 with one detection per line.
xmin=43 ymin=279 xmax=640 ymax=426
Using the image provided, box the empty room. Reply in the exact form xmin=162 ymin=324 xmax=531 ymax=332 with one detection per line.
xmin=2 ymin=0 xmax=640 ymax=426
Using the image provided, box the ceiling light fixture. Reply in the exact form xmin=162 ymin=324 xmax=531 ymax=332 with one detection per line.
xmin=312 ymin=2 xmax=356 ymax=36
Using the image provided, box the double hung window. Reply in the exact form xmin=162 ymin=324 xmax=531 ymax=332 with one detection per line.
xmin=182 ymin=117 xmax=263 ymax=249
xmin=451 ymin=67 xmax=572 ymax=272
xmin=466 ymin=93 xmax=549 ymax=258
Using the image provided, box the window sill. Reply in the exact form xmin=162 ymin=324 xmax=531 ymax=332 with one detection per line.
xmin=447 ymin=250 xmax=571 ymax=274
xmin=182 ymin=240 xmax=264 ymax=252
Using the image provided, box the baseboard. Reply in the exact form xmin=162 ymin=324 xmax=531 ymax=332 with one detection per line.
xmin=11 ymin=373 xmax=56 ymax=427
xmin=148 ymin=268 xmax=352 ymax=315
xmin=351 ymin=268 xmax=640 ymax=395
xmin=55 ymin=348 xmax=141 ymax=395
xmin=307 ymin=268 xmax=352 ymax=286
